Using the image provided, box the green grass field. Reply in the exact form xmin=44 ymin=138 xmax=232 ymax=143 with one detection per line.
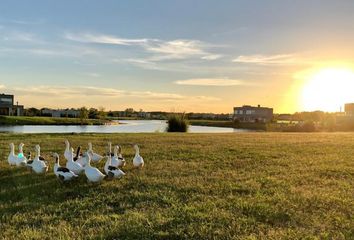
xmin=0 ymin=133 xmax=353 ymax=239
xmin=189 ymin=120 xmax=268 ymax=131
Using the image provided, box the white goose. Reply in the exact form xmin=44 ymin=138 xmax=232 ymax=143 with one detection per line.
xmin=73 ymin=146 xmax=87 ymax=167
xmin=88 ymin=142 xmax=103 ymax=163
xmin=109 ymin=145 xmax=121 ymax=167
xmin=66 ymin=147 xmax=84 ymax=175
xmin=28 ymin=145 xmax=48 ymax=174
xmin=116 ymin=145 xmax=126 ymax=168
xmin=84 ymin=154 xmax=106 ymax=183
xmin=53 ymin=153 xmax=78 ymax=182
xmin=107 ymin=142 xmax=114 ymax=157
xmin=64 ymin=139 xmax=72 ymax=161
xmin=7 ymin=143 xmax=17 ymax=166
xmin=104 ymin=151 xmax=125 ymax=179
xmin=15 ymin=143 xmax=27 ymax=167
xmin=133 ymin=144 xmax=144 ymax=168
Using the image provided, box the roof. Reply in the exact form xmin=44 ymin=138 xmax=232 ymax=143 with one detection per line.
xmin=234 ymin=105 xmax=273 ymax=110
xmin=0 ymin=93 xmax=14 ymax=97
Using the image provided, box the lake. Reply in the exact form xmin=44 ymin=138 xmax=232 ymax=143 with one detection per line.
xmin=0 ymin=120 xmax=250 ymax=133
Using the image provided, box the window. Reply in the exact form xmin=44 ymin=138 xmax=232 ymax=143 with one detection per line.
xmin=0 ymin=98 xmax=13 ymax=104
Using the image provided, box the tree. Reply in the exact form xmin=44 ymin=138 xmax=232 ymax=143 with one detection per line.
xmin=25 ymin=107 xmax=41 ymax=116
xmin=88 ymin=108 xmax=99 ymax=119
xmin=124 ymin=108 xmax=134 ymax=117
xmin=79 ymin=107 xmax=89 ymax=125
xmin=98 ymin=107 xmax=107 ymax=121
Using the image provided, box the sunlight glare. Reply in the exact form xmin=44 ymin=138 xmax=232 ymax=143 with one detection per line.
xmin=301 ymin=68 xmax=354 ymax=112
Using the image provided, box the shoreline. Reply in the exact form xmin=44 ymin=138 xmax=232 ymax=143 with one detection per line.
xmin=0 ymin=116 xmax=111 ymax=126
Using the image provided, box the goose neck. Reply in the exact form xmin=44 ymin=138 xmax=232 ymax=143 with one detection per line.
xmin=10 ymin=144 xmax=15 ymax=154
xmin=19 ymin=144 xmax=24 ymax=153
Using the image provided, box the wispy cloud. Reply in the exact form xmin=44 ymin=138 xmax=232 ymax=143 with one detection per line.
xmin=64 ymin=32 xmax=150 ymax=46
xmin=232 ymin=54 xmax=298 ymax=65
xmin=0 ymin=45 xmax=100 ymax=58
xmin=201 ymin=54 xmax=223 ymax=60
xmin=175 ymin=78 xmax=247 ymax=86
xmin=5 ymin=19 xmax=45 ymax=25
xmin=146 ymin=39 xmax=206 ymax=60
xmin=8 ymin=85 xmax=219 ymax=102
xmin=80 ymin=72 xmax=101 ymax=78
xmin=1 ymin=31 xmax=41 ymax=43
xmin=121 ymin=58 xmax=163 ymax=70
xmin=65 ymin=32 xmax=221 ymax=62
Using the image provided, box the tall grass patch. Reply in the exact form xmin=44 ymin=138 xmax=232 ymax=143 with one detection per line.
xmin=167 ymin=113 xmax=189 ymax=132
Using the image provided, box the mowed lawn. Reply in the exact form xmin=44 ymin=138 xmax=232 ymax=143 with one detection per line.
xmin=0 ymin=133 xmax=353 ymax=239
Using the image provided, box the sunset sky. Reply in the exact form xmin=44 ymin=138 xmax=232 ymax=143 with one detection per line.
xmin=1 ymin=0 xmax=354 ymax=113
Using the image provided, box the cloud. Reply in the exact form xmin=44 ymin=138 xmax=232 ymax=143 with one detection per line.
xmin=65 ymin=32 xmax=221 ymax=62
xmin=9 ymin=85 xmax=219 ymax=102
xmin=12 ymin=86 xmax=124 ymax=98
xmin=175 ymin=78 xmax=247 ymax=86
xmin=122 ymin=58 xmax=164 ymax=70
xmin=64 ymin=33 xmax=149 ymax=46
xmin=0 ymin=46 xmax=101 ymax=58
xmin=81 ymin=72 xmax=101 ymax=78
xmin=1 ymin=31 xmax=41 ymax=43
xmin=232 ymin=54 xmax=298 ymax=65
xmin=201 ymin=54 xmax=223 ymax=60
xmin=5 ymin=19 xmax=45 ymax=25
xmin=146 ymin=39 xmax=207 ymax=60
xmin=0 ymin=84 xmax=5 ymax=90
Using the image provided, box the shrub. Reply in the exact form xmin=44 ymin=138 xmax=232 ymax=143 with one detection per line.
xmin=167 ymin=113 xmax=189 ymax=132
xmin=301 ymin=121 xmax=316 ymax=132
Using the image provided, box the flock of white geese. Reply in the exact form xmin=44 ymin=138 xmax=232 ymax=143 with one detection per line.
xmin=7 ymin=140 xmax=144 ymax=183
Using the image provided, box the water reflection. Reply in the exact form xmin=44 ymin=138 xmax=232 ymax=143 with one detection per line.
xmin=0 ymin=120 xmax=250 ymax=133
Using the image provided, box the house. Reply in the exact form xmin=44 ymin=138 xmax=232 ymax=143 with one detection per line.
xmin=233 ymin=105 xmax=273 ymax=123
xmin=0 ymin=93 xmax=24 ymax=116
xmin=345 ymin=103 xmax=354 ymax=116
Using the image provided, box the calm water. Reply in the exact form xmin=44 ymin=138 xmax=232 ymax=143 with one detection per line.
xmin=0 ymin=120 xmax=250 ymax=133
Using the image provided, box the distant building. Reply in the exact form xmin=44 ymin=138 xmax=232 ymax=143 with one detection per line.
xmin=0 ymin=93 xmax=24 ymax=116
xmin=345 ymin=103 xmax=354 ymax=116
xmin=41 ymin=108 xmax=80 ymax=118
xmin=277 ymin=114 xmax=292 ymax=121
xmin=187 ymin=112 xmax=232 ymax=120
xmin=138 ymin=111 xmax=151 ymax=118
xmin=233 ymin=105 xmax=273 ymax=123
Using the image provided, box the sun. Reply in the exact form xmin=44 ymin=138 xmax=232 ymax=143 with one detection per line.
xmin=300 ymin=68 xmax=354 ymax=112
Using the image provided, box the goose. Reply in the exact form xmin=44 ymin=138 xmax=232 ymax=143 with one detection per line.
xmin=66 ymin=147 xmax=84 ymax=175
xmin=109 ymin=145 xmax=125 ymax=167
xmin=64 ymin=139 xmax=72 ymax=161
xmin=106 ymin=142 xmax=114 ymax=157
xmin=104 ymin=152 xmax=125 ymax=179
xmin=88 ymin=142 xmax=103 ymax=163
xmin=73 ymin=146 xmax=87 ymax=167
xmin=7 ymin=143 xmax=17 ymax=166
xmin=52 ymin=153 xmax=78 ymax=182
xmin=117 ymin=145 xmax=126 ymax=168
xmin=133 ymin=144 xmax=144 ymax=168
xmin=84 ymin=153 xmax=105 ymax=183
xmin=30 ymin=145 xmax=48 ymax=174
xmin=15 ymin=143 xmax=27 ymax=167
